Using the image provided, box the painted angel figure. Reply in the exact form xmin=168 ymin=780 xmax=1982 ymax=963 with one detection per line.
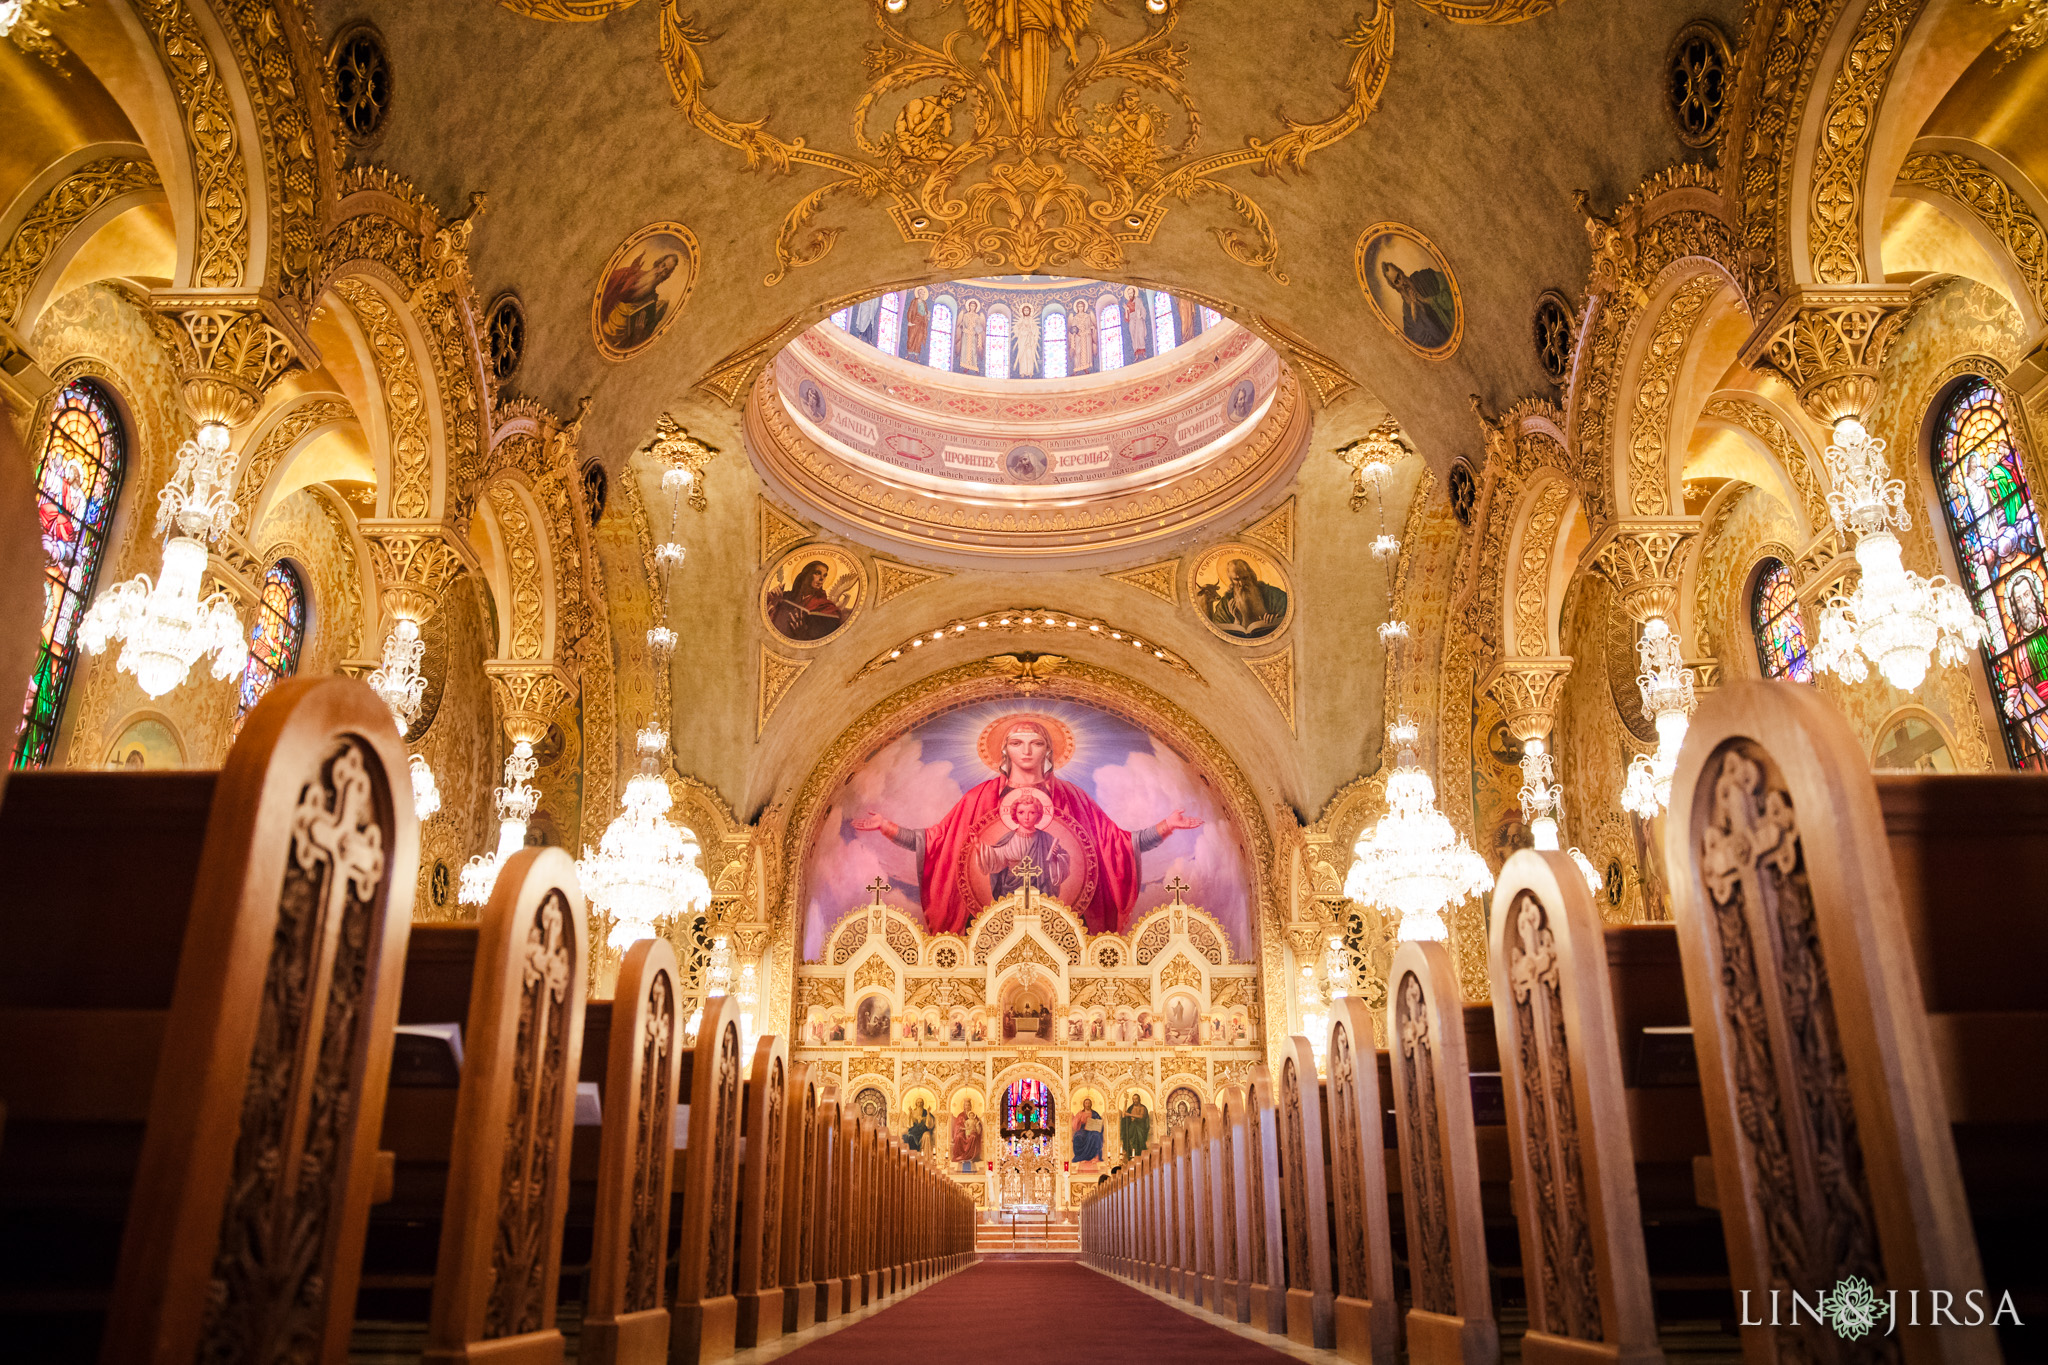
xmin=961 ymin=0 xmax=1095 ymax=127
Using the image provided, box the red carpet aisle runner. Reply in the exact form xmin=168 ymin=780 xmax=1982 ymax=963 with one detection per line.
xmin=776 ymin=1260 xmax=1297 ymax=1363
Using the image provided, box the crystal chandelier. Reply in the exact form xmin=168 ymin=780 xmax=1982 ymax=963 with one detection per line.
xmin=1518 ymin=736 xmax=1602 ymax=894
xmin=1812 ymin=416 xmax=1985 ymax=691
xmin=1619 ymin=617 xmax=1695 ymax=818
xmin=79 ymin=421 xmax=247 ymax=697
xmin=737 ymin=960 xmax=759 ymax=1047
xmin=1345 ymin=718 xmax=1495 ymax=942
xmin=648 ymin=464 xmax=692 ymax=661
xmin=1298 ymin=956 xmax=1327 ymax=1065
xmin=577 ymin=723 xmax=712 ymax=951
xmin=457 ymin=737 xmax=540 ymax=906
xmin=366 ymin=615 xmax=442 ymax=820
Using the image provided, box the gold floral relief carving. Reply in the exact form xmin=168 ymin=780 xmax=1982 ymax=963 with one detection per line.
xmin=332 ymin=277 xmax=433 ymax=517
xmin=1808 ymin=0 xmax=1921 ymax=285
xmin=498 ymin=0 xmax=642 ymax=17
xmin=1513 ymin=480 xmax=1571 ymax=656
xmin=1727 ymin=0 xmax=1850 ymax=303
xmin=1627 ymin=272 xmax=1723 ymax=516
xmin=1899 ymin=149 xmax=2048 ymax=317
xmin=1158 ymin=955 xmax=1202 ymax=991
xmin=209 ymin=0 xmax=329 ymax=304
xmin=232 ymin=397 xmax=354 ymax=534
xmin=622 ymin=0 xmax=1570 ymax=283
xmin=485 ymin=483 xmax=546 ymax=659
xmin=0 ymin=158 xmax=164 ymax=328
xmin=136 ymin=0 xmax=249 ymax=288
xmin=1702 ymin=395 xmax=1829 ymax=536
xmin=853 ymin=955 xmax=896 ymax=992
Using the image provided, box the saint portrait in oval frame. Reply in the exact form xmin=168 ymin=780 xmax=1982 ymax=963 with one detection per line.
xmin=761 ymin=543 xmax=865 ymax=647
xmin=1190 ymin=542 xmax=1294 ymax=644
xmin=591 ymin=221 xmax=700 ymax=362
xmin=1354 ymin=221 xmax=1463 ymax=361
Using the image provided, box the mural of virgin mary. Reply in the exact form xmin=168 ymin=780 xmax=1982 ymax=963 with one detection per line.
xmin=851 ymin=715 xmax=1199 ymax=936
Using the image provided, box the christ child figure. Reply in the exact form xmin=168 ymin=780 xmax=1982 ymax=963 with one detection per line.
xmin=977 ymin=787 xmax=1067 ymax=899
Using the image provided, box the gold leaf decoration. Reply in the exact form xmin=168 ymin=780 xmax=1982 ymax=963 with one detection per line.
xmin=874 ymin=557 xmax=952 ymax=604
xmin=758 ymin=496 xmax=810 ymax=567
xmin=497 ymin=0 xmax=641 ymax=17
xmin=646 ymin=0 xmax=1576 ymax=282
xmin=1240 ymin=497 xmax=1296 ymax=564
xmin=1244 ymin=645 xmax=1296 ymax=734
xmin=758 ymin=645 xmax=810 ymax=735
xmin=1102 ymin=559 xmax=1180 ymax=604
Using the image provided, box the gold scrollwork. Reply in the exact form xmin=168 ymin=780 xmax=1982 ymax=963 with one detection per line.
xmin=626 ymin=0 xmax=1565 ymax=282
xmin=0 ymin=157 xmax=163 ymax=327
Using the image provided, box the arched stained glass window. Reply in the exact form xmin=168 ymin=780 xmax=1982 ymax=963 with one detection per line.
xmin=1932 ymin=377 xmax=2048 ymax=768
xmin=1749 ymin=557 xmax=1812 ymax=683
xmin=1042 ymin=308 xmax=1069 ymax=378
xmin=829 ymin=306 xmax=852 ymax=330
xmin=15 ymin=380 xmax=126 ymax=769
xmin=985 ymin=310 xmax=1011 ymax=381
xmin=236 ymin=561 xmax=306 ymax=723
xmin=928 ymin=302 xmax=955 ymax=372
xmin=1098 ymin=301 xmax=1126 ymax=371
xmin=1151 ymin=290 xmax=1177 ymax=353
xmin=1199 ymin=305 xmax=1223 ymax=331
xmin=875 ymin=291 xmax=903 ymax=357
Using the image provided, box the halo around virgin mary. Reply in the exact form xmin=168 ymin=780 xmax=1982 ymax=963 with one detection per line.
xmin=851 ymin=714 xmax=1200 ymax=936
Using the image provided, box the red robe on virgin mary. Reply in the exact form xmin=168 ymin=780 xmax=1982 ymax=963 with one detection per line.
xmin=916 ymin=774 xmax=1139 ymax=937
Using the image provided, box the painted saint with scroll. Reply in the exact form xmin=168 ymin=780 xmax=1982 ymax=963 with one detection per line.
xmin=851 ymin=715 xmax=1199 ymax=936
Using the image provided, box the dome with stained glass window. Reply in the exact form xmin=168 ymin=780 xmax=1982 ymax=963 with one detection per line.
xmin=746 ymin=277 xmax=1308 ymax=567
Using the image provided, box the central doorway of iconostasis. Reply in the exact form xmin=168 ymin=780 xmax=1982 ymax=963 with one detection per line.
xmin=996 ymin=1079 xmax=1057 ymax=1209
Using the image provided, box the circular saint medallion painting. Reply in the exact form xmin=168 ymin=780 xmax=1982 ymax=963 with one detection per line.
xmin=591 ymin=221 xmax=700 ymax=362
xmin=761 ymin=543 xmax=865 ymax=647
xmin=1354 ymin=221 xmax=1463 ymax=361
xmin=1190 ymin=542 xmax=1293 ymax=644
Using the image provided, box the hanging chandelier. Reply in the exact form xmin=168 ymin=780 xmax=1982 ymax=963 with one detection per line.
xmin=1812 ymin=416 xmax=1985 ymax=691
xmin=1518 ymin=736 xmax=1603 ymax=894
xmin=1619 ymin=616 xmax=1695 ymax=818
xmin=577 ymin=722 xmax=712 ymax=951
xmin=78 ymin=421 xmax=247 ymax=698
xmin=648 ymin=463 xmax=692 ymax=660
xmin=366 ymin=615 xmax=442 ymax=819
xmin=1345 ymin=718 xmax=1495 ymax=942
xmin=457 ymin=737 xmax=540 ymax=906
xmin=737 ymin=960 xmax=759 ymax=1047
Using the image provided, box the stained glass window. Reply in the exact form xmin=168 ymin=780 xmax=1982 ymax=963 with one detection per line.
xmin=1151 ymin=289 xmax=1177 ymax=353
xmin=927 ymin=302 xmax=955 ymax=372
xmin=1749 ymin=557 xmax=1812 ymax=683
xmin=985 ymin=310 xmax=1011 ymax=380
xmin=15 ymin=380 xmax=126 ymax=769
xmin=875 ymin=291 xmax=903 ymax=357
xmin=1098 ymin=301 xmax=1126 ymax=370
xmin=1042 ymin=308 xmax=1068 ymax=378
xmin=829 ymin=306 xmax=852 ymax=330
xmin=1199 ymin=305 xmax=1223 ymax=331
xmin=1932 ymin=377 xmax=2048 ymax=768
xmin=236 ymin=560 xmax=306 ymax=724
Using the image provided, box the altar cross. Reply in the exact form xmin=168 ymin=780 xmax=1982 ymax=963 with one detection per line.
xmin=1165 ymin=875 xmax=1189 ymax=906
xmin=866 ymin=875 xmax=889 ymax=907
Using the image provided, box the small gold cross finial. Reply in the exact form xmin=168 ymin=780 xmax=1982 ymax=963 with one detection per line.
xmin=867 ymin=876 xmax=889 ymax=906
xmin=1012 ymin=853 xmax=1042 ymax=908
xmin=1165 ymin=875 xmax=1190 ymax=905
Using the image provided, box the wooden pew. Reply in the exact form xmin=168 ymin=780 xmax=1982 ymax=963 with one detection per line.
xmin=422 ymin=847 xmax=589 ymax=1363
xmin=581 ymin=937 xmax=683 ymax=1365
xmin=1327 ymin=998 xmax=1400 ymax=1365
xmin=832 ymin=1110 xmax=860 ymax=1316
xmin=1277 ymin=1035 xmax=1337 ymax=1348
xmin=734 ymin=1035 xmax=789 ymax=1346
xmin=669 ymin=993 xmax=744 ymax=1365
xmin=1387 ymin=940 xmax=1501 ymax=1365
xmin=1665 ymin=682 xmax=2001 ymax=1364
xmin=778 ymin=1063 xmax=819 ymax=1333
xmin=0 ymin=676 xmax=415 ymax=1364
xmin=1175 ymin=1117 xmax=1196 ymax=1301
xmin=811 ymin=1093 xmax=845 ymax=1324
xmin=1208 ymin=1097 xmax=1245 ymax=1322
xmin=1192 ymin=1104 xmax=1216 ymax=1307
xmin=1487 ymin=851 xmax=1664 ymax=1365
xmin=1244 ymin=1065 xmax=1289 ymax=1334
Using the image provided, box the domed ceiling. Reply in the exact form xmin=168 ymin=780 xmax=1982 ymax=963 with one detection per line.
xmin=747 ymin=277 xmax=1308 ymax=566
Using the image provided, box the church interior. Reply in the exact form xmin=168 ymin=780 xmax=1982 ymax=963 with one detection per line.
xmin=1 ymin=0 xmax=2045 ymax=1360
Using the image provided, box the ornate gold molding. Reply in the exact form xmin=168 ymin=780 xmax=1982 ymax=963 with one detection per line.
xmin=231 ymin=396 xmax=356 ymax=535
xmin=1511 ymin=479 xmax=1573 ymax=655
xmin=1808 ymin=0 xmax=1923 ymax=284
xmin=484 ymin=482 xmax=547 ymax=660
xmin=873 ymin=557 xmax=950 ymax=603
xmin=1700 ymin=393 xmax=1830 ymax=535
xmin=1336 ymin=417 xmax=1412 ymax=511
xmin=1243 ymin=646 xmax=1295 ymax=735
xmin=855 ymin=607 xmax=1195 ymax=680
xmin=136 ymin=0 xmax=250 ymax=289
xmin=1101 ymin=559 xmax=1179 ymax=604
xmin=1482 ymin=658 xmax=1572 ymax=742
xmin=0 ymin=157 xmax=163 ymax=328
xmin=1587 ymin=521 xmax=1699 ymax=622
xmin=485 ymin=661 xmax=576 ymax=744
xmin=329 ymin=276 xmax=435 ymax=517
xmin=1898 ymin=148 xmax=2048 ymax=317
xmin=1750 ymin=288 xmax=1920 ymax=423
xmin=648 ymin=414 xmax=717 ymax=511
xmin=361 ymin=520 xmax=471 ymax=623
xmin=759 ymin=646 xmax=810 ymax=736
xmin=152 ymin=292 xmax=316 ymax=428
xmin=758 ymin=496 xmax=809 ymax=566
xmin=1627 ymin=272 xmax=1724 ymax=515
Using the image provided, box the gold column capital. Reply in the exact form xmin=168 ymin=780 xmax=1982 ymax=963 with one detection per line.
xmin=485 ymin=661 xmax=576 ymax=745
xmin=151 ymin=289 xmax=319 ymax=429
xmin=1482 ymin=658 xmax=1573 ymax=742
xmin=361 ymin=520 xmax=474 ymax=623
xmin=1744 ymin=286 xmax=1924 ymax=426
xmin=1586 ymin=520 xmax=1698 ymax=622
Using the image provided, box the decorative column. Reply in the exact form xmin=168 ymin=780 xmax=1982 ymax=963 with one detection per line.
xmin=1746 ymin=289 xmax=1919 ymax=428
xmin=1588 ymin=522 xmax=1702 ymax=841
